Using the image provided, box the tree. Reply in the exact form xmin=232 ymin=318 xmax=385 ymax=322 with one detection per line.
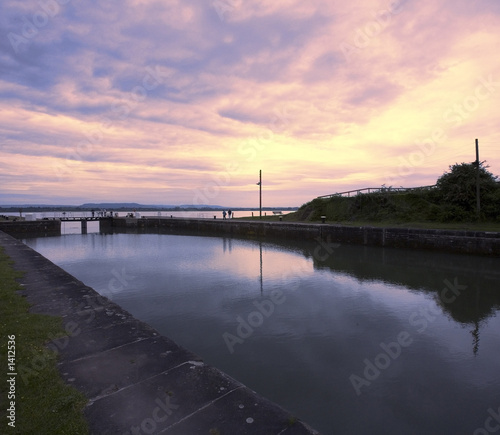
xmin=435 ymin=161 xmax=499 ymax=218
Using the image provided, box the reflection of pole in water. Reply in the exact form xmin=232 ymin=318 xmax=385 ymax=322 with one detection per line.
xmin=223 ymin=237 xmax=232 ymax=254
xmin=471 ymin=321 xmax=480 ymax=356
xmin=259 ymin=241 xmax=263 ymax=294
xmin=471 ymin=284 xmax=480 ymax=356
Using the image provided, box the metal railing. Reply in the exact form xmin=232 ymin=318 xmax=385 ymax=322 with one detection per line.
xmin=317 ymin=185 xmax=436 ymax=199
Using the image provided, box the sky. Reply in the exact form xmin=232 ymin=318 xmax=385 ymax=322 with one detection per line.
xmin=1 ymin=0 xmax=499 ymax=207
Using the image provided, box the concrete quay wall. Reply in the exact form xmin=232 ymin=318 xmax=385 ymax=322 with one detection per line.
xmin=112 ymin=217 xmax=500 ymax=256
xmin=0 ymin=219 xmax=61 ymax=236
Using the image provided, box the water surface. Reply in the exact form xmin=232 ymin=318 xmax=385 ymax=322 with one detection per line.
xmin=23 ymin=231 xmax=500 ymax=435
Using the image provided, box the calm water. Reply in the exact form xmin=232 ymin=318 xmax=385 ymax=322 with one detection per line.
xmin=23 ymin=231 xmax=500 ymax=435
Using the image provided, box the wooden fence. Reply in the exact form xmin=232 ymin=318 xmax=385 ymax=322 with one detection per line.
xmin=317 ymin=185 xmax=436 ymax=199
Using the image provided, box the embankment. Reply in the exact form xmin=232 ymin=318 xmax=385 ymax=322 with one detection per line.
xmin=111 ymin=217 xmax=500 ymax=256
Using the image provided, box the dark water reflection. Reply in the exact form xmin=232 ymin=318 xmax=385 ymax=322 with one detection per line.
xmin=23 ymin=231 xmax=500 ymax=435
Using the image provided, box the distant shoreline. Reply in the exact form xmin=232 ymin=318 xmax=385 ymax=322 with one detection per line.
xmin=0 ymin=206 xmax=299 ymax=213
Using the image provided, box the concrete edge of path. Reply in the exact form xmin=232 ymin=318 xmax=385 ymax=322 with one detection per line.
xmin=0 ymin=230 xmax=320 ymax=435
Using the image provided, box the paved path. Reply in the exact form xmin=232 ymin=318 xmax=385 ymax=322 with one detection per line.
xmin=0 ymin=231 xmax=319 ymax=434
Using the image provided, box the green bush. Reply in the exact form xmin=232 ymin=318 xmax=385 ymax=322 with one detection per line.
xmin=482 ymin=189 xmax=500 ymax=220
xmin=435 ymin=161 xmax=499 ymax=216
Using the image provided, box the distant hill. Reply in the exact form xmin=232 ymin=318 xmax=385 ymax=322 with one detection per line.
xmin=1 ymin=203 xmax=298 ymax=211
xmin=80 ymin=203 xmax=225 ymax=210
xmin=81 ymin=203 xmax=165 ymax=209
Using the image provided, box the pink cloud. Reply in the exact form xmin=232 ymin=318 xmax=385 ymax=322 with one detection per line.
xmin=0 ymin=0 xmax=499 ymax=206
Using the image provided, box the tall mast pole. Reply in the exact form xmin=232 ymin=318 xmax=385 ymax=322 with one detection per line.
xmin=475 ymin=139 xmax=480 ymax=217
xmin=259 ymin=169 xmax=262 ymax=219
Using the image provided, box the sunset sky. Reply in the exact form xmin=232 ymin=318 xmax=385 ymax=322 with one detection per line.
xmin=1 ymin=0 xmax=499 ymax=207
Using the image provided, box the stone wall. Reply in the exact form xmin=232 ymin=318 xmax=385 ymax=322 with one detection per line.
xmin=110 ymin=217 xmax=500 ymax=256
xmin=0 ymin=219 xmax=61 ymax=236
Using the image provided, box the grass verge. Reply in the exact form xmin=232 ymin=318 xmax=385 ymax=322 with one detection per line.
xmin=0 ymin=247 xmax=88 ymax=434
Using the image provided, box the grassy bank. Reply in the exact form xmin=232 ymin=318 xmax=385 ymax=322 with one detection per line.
xmin=0 ymin=247 xmax=88 ymax=434
xmin=277 ymin=189 xmax=500 ymax=232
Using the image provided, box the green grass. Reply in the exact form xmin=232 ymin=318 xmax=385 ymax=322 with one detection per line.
xmin=0 ymin=247 xmax=88 ymax=434
xmin=274 ymin=191 xmax=500 ymax=232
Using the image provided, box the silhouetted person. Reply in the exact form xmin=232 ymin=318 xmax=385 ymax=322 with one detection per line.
xmin=228 ymin=210 xmax=232 ymax=219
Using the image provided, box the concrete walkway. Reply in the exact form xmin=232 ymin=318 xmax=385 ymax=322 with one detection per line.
xmin=0 ymin=231 xmax=319 ymax=434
